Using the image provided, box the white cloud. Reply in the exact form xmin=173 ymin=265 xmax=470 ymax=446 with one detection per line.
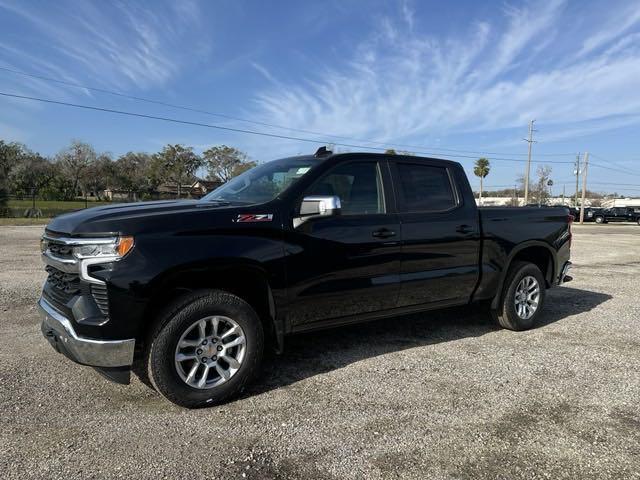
xmin=0 ymin=0 xmax=204 ymax=91
xmin=400 ymin=0 xmax=414 ymax=31
xmin=577 ymin=1 xmax=640 ymax=58
xmin=250 ymin=62 xmax=279 ymax=86
xmin=248 ymin=0 xmax=640 ymax=151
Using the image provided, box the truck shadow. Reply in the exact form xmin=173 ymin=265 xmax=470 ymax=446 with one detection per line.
xmin=247 ymin=286 xmax=612 ymax=397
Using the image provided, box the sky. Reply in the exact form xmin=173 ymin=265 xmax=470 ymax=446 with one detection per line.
xmin=1 ymin=0 xmax=640 ymax=196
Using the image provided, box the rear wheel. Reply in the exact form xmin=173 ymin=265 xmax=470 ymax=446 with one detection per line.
xmin=143 ymin=290 xmax=264 ymax=408
xmin=492 ymin=261 xmax=546 ymax=331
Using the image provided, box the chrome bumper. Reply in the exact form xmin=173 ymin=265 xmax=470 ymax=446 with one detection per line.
xmin=559 ymin=261 xmax=572 ymax=285
xmin=39 ymin=296 xmax=135 ymax=367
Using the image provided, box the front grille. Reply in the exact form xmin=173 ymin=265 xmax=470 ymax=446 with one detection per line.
xmin=44 ymin=265 xmax=81 ymax=307
xmin=91 ymin=283 xmax=110 ymax=316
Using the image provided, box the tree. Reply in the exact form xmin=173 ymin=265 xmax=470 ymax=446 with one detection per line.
xmin=154 ymin=144 xmax=202 ymax=198
xmin=113 ymin=152 xmax=154 ymax=200
xmin=473 ymin=157 xmax=490 ymax=206
xmin=533 ymin=165 xmax=553 ymax=206
xmin=40 ymin=162 xmax=74 ymax=201
xmin=0 ymin=140 xmax=26 ymax=214
xmin=56 ymin=141 xmax=97 ymax=198
xmin=8 ymin=152 xmax=56 ymax=214
xmin=384 ymin=148 xmax=397 ymax=155
xmin=80 ymin=154 xmax=115 ymax=201
xmin=203 ymin=145 xmax=255 ymax=182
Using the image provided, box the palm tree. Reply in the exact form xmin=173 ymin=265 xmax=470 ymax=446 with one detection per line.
xmin=473 ymin=157 xmax=491 ymax=206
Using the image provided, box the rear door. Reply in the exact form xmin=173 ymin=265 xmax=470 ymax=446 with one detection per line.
xmin=390 ymin=160 xmax=480 ymax=308
xmin=285 ymin=159 xmax=401 ymax=328
xmin=608 ymin=208 xmax=624 ymax=222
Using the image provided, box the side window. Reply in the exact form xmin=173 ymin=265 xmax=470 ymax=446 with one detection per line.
xmin=397 ymin=163 xmax=456 ymax=212
xmin=305 ymin=162 xmax=385 ymax=215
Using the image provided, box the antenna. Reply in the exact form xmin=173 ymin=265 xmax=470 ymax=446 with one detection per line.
xmin=314 ymin=146 xmax=333 ymax=157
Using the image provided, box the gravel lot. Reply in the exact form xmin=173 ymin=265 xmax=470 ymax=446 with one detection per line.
xmin=1 ymin=224 xmax=639 ymax=479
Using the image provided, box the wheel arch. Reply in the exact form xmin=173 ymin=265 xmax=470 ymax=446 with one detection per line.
xmin=490 ymin=241 xmax=556 ymax=310
xmin=140 ymin=260 xmax=282 ymax=353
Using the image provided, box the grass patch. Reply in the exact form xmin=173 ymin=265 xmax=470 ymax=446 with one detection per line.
xmin=7 ymin=199 xmax=111 ymax=209
xmin=0 ymin=217 xmax=51 ymax=226
xmin=3 ymin=199 xmax=112 ymax=218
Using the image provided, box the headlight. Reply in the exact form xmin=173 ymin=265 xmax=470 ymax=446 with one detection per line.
xmin=73 ymin=236 xmax=135 ymax=259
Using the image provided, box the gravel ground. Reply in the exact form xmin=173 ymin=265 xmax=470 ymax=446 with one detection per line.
xmin=1 ymin=224 xmax=639 ymax=479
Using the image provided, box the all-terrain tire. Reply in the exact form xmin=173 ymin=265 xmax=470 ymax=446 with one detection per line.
xmin=492 ymin=261 xmax=546 ymax=331
xmin=143 ymin=289 xmax=264 ymax=408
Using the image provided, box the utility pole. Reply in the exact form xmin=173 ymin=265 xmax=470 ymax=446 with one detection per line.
xmin=523 ymin=120 xmax=536 ymax=205
xmin=574 ymin=153 xmax=581 ymax=208
xmin=562 ymin=184 xmax=565 ymax=205
xmin=579 ymin=152 xmax=589 ymax=224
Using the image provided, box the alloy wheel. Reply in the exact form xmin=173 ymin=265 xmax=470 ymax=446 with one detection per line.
xmin=513 ymin=275 xmax=540 ymax=320
xmin=174 ymin=316 xmax=246 ymax=389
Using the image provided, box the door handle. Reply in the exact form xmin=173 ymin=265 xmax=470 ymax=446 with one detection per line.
xmin=456 ymin=224 xmax=474 ymax=234
xmin=372 ymin=228 xmax=396 ymax=239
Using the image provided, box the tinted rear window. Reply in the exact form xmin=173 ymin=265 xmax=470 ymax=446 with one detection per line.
xmin=397 ymin=163 xmax=456 ymax=212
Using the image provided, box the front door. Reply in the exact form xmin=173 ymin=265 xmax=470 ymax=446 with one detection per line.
xmin=390 ymin=160 xmax=480 ymax=307
xmin=285 ymin=160 xmax=401 ymax=328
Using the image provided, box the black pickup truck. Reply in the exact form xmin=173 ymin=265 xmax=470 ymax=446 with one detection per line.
xmin=590 ymin=207 xmax=640 ymax=225
xmin=39 ymin=149 xmax=572 ymax=408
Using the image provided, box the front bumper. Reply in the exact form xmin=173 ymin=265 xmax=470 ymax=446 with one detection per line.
xmin=39 ymin=296 xmax=135 ymax=368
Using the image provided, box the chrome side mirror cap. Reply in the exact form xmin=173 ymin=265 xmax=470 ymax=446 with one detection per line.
xmin=294 ymin=195 xmax=341 ymax=227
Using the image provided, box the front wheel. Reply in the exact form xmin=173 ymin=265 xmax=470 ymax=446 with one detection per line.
xmin=492 ymin=261 xmax=546 ymax=331
xmin=594 ymin=216 xmax=605 ymax=224
xmin=143 ymin=290 xmax=264 ymax=408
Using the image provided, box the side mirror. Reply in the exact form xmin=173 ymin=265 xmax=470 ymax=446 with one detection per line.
xmin=294 ymin=195 xmax=341 ymax=227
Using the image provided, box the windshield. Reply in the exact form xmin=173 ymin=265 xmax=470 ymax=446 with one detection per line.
xmin=200 ymin=156 xmax=320 ymax=204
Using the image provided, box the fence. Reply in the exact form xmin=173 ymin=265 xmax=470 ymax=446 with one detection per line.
xmin=0 ymin=196 xmax=121 ymax=218
xmin=0 ymin=192 xmax=207 ymax=218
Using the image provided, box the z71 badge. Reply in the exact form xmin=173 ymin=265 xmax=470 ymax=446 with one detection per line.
xmin=235 ymin=214 xmax=274 ymax=223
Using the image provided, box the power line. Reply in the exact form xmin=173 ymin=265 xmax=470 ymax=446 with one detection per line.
xmin=0 ymin=91 xmax=580 ymax=164
xmin=587 ymin=181 xmax=640 ymax=187
xmin=589 ymin=153 xmax=640 ymax=177
xmin=0 ymin=66 xmax=577 ymax=158
xmin=590 ymin=153 xmax=640 ymax=171
xmin=590 ymin=161 xmax=640 ymax=177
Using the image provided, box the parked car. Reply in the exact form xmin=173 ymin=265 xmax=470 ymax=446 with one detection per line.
xmin=39 ymin=149 xmax=573 ymax=408
xmin=566 ymin=207 xmax=579 ymax=220
xmin=572 ymin=206 xmax=603 ymax=222
xmin=581 ymin=207 xmax=600 ymax=222
xmin=591 ymin=207 xmax=640 ymax=224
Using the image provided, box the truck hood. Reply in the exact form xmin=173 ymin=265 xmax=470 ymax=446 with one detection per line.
xmin=45 ymin=200 xmax=253 ymax=236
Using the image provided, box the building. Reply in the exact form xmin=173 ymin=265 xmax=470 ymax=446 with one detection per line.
xmin=103 ymin=178 xmax=223 ymax=202
xmin=474 ymin=196 xmax=636 ymax=207
xmin=601 ymin=197 xmax=640 ymax=208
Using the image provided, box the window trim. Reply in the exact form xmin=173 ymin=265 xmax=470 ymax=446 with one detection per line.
xmin=392 ymin=161 xmax=461 ymax=214
xmin=297 ymin=160 xmax=390 ymax=217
